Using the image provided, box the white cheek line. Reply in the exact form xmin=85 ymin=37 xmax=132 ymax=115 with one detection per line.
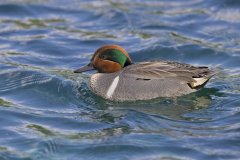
xmin=106 ymin=76 xmax=120 ymax=98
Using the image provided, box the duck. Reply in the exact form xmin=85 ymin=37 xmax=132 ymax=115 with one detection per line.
xmin=74 ymin=44 xmax=214 ymax=101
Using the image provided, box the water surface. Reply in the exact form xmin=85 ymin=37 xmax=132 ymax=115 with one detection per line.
xmin=0 ymin=0 xmax=240 ymax=159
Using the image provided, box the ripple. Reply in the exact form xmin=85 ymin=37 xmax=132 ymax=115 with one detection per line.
xmin=0 ymin=70 xmax=52 ymax=92
xmin=31 ymin=139 xmax=59 ymax=160
xmin=0 ymin=4 xmax=34 ymax=17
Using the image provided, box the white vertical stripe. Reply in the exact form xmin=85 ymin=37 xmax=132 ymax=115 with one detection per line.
xmin=106 ymin=76 xmax=119 ymax=98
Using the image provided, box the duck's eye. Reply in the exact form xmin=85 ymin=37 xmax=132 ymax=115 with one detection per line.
xmin=99 ymin=54 xmax=107 ymax=59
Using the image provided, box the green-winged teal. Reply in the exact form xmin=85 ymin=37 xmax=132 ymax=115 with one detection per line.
xmin=74 ymin=45 xmax=214 ymax=101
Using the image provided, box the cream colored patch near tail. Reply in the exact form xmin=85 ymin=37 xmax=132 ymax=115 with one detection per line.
xmin=106 ymin=76 xmax=120 ymax=99
xmin=190 ymin=77 xmax=209 ymax=88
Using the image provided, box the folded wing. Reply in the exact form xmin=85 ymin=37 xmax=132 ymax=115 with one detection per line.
xmin=122 ymin=61 xmax=214 ymax=89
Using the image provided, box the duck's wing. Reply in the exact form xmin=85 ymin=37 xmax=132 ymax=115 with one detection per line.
xmin=122 ymin=61 xmax=215 ymax=89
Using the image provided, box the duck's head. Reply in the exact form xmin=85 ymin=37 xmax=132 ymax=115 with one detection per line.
xmin=74 ymin=45 xmax=132 ymax=73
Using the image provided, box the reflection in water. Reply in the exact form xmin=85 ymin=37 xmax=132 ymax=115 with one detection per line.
xmin=92 ymin=88 xmax=222 ymax=122
xmin=0 ymin=98 xmax=13 ymax=107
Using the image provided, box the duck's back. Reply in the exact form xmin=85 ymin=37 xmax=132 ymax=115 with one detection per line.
xmin=89 ymin=61 xmax=214 ymax=101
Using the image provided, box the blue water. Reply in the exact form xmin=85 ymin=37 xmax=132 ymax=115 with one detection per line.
xmin=0 ymin=0 xmax=240 ymax=159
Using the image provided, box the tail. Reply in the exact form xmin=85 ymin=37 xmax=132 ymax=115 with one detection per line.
xmin=189 ymin=69 xmax=215 ymax=89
